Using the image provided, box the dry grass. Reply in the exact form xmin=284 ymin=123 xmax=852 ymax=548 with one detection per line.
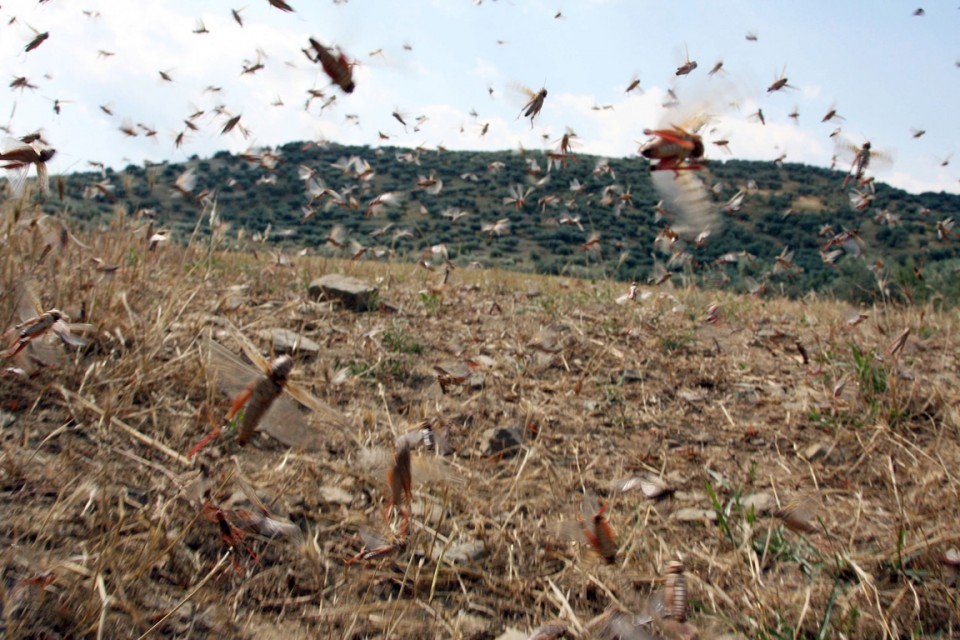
xmin=1 ymin=198 xmax=959 ymax=639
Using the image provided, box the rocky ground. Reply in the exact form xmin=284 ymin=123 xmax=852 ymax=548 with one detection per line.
xmin=1 ymin=211 xmax=959 ymax=638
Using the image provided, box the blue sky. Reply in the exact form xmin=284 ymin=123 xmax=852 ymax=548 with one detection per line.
xmin=3 ymin=0 xmax=958 ymax=193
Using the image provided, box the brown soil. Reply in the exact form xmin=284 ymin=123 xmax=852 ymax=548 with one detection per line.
xmin=2 ymin=212 xmax=959 ymax=639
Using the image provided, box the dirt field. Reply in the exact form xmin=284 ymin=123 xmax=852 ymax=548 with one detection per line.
xmin=2 ymin=210 xmax=959 ymax=639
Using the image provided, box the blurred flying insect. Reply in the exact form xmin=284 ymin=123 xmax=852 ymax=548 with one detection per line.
xmin=766 ymin=66 xmax=795 ymax=93
xmin=193 ymin=335 xmax=348 ymax=453
xmin=585 ymin=606 xmax=656 ymax=640
xmin=625 ymin=73 xmax=643 ymax=93
xmin=526 ymin=623 xmax=570 ymax=640
xmin=842 ymin=140 xmax=872 ymax=187
xmin=220 ymin=113 xmax=242 ymax=136
xmin=773 ymin=492 xmax=821 ymax=535
xmin=10 ymin=76 xmax=38 ymax=91
xmin=305 ymin=37 xmax=355 ymax=93
xmin=707 ymin=60 xmax=725 ymax=76
xmin=936 ymin=217 xmax=954 ymax=241
xmin=24 ymin=26 xmax=50 ymax=53
xmin=944 ymin=548 xmax=960 ymax=586
xmin=745 ymin=276 xmax=767 ymax=297
xmin=647 ymin=560 xmax=688 ymax=622
xmin=821 ymin=102 xmax=844 ymax=123
xmin=675 ymin=45 xmax=697 ymax=76
xmin=386 ymin=437 xmax=414 ymax=520
xmin=577 ymin=495 xmax=619 ymax=564
xmin=481 ymin=217 xmax=512 ymax=238
xmin=554 ymin=127 xmax=579 ymax=162
xmin=848 ymin=188 xmax=874 ymax=211
xmin=652 ymin=171 xmax=723 ymax=240
xmin=639 ymin=126 xmax=705 ymax=172
xmin=391 ymin=108 xmax=408 ymax=130
xmin=346 ymin=518 xmax=409 ymax=564
xmin=888 ymin=327 xmax=910 ymax=357
xmin=3 ymin=310 xmax=67 ymax=359
xmin=837 ymin=138 xmax=891 ymax=188
xmin=222 ymin=348 xmax=292 ymax=447
xmin=517 ymin=84 xmax=548 ymax=127
xmin=172 ymin=166 xmax=197 ymax=199
xmin=1 ymin=138 xmax=56 ymax=197
xmin=2 ymin=279 xmax=88 ymax=363
xmin=642 ymin=110 xmax=720 ymax=240
xmin=203 ymin=502 xmax=260 ymax=575
xmin=611 ymin=474 xmax=677 ymax=501
xmin=358 ymin=427 xmax=460 ymax=528
xmin=711 ymin=135 xmax=732 ymax=155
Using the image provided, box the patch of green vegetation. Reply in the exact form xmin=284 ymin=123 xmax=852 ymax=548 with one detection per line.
xmin=658 ymin=331 xmax=695 ymax=354
xmin=383 ymin=330 xmax=424 ymax=355
xmin=419 ymin=290 xmax=442 ymax=316
xmin=56 ymin=141 xmax=960 ymax=308
xmin=808 ymin=407 xmax=865 ymax=432
xmin=851 ymin=343 xmax=887 ymax=400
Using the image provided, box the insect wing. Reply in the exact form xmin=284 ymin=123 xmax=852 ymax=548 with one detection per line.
xmin=284 ymin=379 xmax=349 ymax=430
xmin=224 ymin=328 xmax=273 ymax=372
xmin=204 ymin=339 xmax=307 ymax=446
xmin=651 ymin=171 xmax=719 ymax=240
xmin=774 ymin=493 xmax=820 ymax=534
xmin=52 ymin=321 xmax=89 ymax=348
xmin=14 ymin=277 xmax=44 ymax=322
xmin=204 ymin=338 xmax=262 ymax=397
xmin=259 ymin=394 xmax=323 ymax=450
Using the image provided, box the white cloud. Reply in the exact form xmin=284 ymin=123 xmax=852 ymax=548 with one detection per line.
xmin=3 ymin=0 xmax=957 ymax=196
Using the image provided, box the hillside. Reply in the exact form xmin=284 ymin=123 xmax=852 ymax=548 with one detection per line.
xmin=1 ymin=206 xmax=958 ymax=638
xmin=43 ymin=141 xmax=960 ymax=305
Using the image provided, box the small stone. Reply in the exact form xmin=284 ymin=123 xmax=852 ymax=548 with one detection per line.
xmin=802 ymin=441 xmax=831 ymax=462
xmin=672 ymin=508 xmax=717 ymax=523
xmin=309 ymin=274 xmax=379 ymax=312
xmin=480 ymin=427 xmax=523 ymax=457
xmin=270 ymin=328 xmax=320 ymax=355
xmin=0 ymin=410 xmax=16 ymax=429
xmin=440 ymin=540 xmax=487 ymax=564
xmin=455 ymin=610 xmax=493 ymax=638
xmin=741 ymin=492 xmax=776 ymax=515
xmin=317 ymin=486 xmax=353 ymax=506
xmin=678 ymin=389 xmax=707 ymax=403
xmin=689 ymin=430 xmax=715 ymax=445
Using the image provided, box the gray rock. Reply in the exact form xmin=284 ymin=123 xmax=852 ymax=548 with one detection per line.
xmin=317 ymin=486 xmax=353 ymax=506
xmin=439 ymin=540 xmax=487 ymax=564
xmin=270 ymin=328 xmax=320 ymax=355
xmin=672 ymin=508 xmax=718 ymax=523
xmin=741 ymin=492 xmax=776 ymax=515
xmin=480 ymin=427 xmax=523 ymax=457
xmin=802 ymin=441 xmax=831 ymax=462
xmin=309 ymin=274 xmax=379 ymax=312
xmin=0 ymin=410 xmax=16 ymax=429
xmin=455 ymin=610 xmax=493 ymax=638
